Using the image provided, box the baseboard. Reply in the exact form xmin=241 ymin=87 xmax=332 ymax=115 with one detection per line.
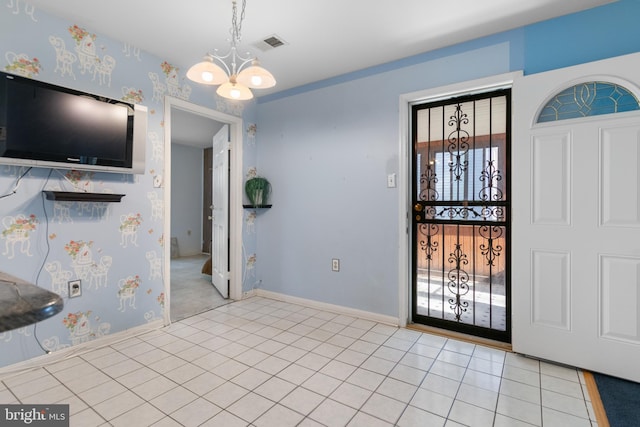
xmin=0 ymin=319 xmax=164 ymax=379
xmin=255 ymin=289 xmax=399 ymax=327
xmin=242 ymin=289 xmax=258 ymax=299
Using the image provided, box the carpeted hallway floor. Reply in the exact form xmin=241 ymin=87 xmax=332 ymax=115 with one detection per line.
xmin=170 ymin=254 xmax=230 ymax=322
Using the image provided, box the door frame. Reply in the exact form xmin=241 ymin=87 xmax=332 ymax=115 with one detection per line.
xmin=398 ymin=71 xmax=522 ymax=329
xmin=163 ymin=96 xmax=244 ymax=325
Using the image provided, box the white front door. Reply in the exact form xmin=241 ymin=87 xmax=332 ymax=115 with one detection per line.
xmin=211 ymin=125 xmax=229 ymax=298
xmin=512 ymin=53 xmax=640 ymax=382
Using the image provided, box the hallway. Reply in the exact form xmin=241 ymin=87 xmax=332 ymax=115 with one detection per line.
xmin=170 ymin=254 xmax=229 ymax=322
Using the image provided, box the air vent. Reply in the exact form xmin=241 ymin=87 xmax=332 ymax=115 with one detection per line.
xmin=264 ymin=35 xmax=285 ymax=48
xmin=253 ymin=34 xmax=288 ymax=52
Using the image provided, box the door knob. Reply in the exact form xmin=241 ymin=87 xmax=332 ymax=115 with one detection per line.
xmin=208 ymin=216 xmax=213 ymax=220
xmin=414 ymin=203 xmax=423 ymax=212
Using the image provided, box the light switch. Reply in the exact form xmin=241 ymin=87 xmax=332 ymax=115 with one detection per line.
xmin=387 ymin=173 xmax=396 ymax=188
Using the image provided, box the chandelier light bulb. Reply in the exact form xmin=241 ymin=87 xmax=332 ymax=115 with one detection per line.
xmin=216 ymin=79 xmax=253 ymax=100
xmin=251 ymin=75 xmax=263 ymax=86
xmin=237 ymin=60 xmax=276 ymax=89
xmin=186 ymin=56 xmax=227 ymax=85
xmin=202 ymin=71 xmax=214 ymax=83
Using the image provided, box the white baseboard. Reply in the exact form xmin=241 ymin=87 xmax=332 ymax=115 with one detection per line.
xmin=255 ymin=289 xmax=400 ymax=327
xmin=0 ymin=319 xmax=163 ymax=379
xmin=242 ymin=289 xmax=257 ymax=299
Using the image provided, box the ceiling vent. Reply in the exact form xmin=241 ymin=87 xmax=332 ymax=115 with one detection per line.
xmin=254 ymin=34 xmax=288 ymax=52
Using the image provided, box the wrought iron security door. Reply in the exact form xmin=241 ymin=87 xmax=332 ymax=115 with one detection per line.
xmin=411 ymin=89 xmax=511 ymax=343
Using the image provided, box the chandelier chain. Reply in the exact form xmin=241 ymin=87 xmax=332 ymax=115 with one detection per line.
xmin=231 ymin=0 xmax=247 ymax=44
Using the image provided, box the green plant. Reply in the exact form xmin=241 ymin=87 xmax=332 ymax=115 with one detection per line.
xmin=245 ymin=176 xmax=271 ymax=206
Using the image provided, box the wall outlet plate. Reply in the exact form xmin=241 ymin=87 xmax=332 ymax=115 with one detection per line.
xmin=387 ymin=173 xmax=396 ymax=188
xmin=68 ymin=280 xmax=82 ymax=298
xmin=332 ymin=258 xmax=340 ymax=272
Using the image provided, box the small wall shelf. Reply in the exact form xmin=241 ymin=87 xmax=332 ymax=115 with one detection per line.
xmin=43 ymin=191 xmax=125 ymax=202
xmin=243 ymin=204 xmax=272 ymax=209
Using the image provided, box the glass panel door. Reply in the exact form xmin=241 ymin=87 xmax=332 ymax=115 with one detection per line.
xmin=411 ymin=89 xmax=511 ymax=343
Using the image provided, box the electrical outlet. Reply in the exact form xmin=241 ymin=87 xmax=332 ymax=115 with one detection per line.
xmin=68 ymin=280 xmax=82 ymax=298
xmin=332 ymin=258 xmax=340 ymax=272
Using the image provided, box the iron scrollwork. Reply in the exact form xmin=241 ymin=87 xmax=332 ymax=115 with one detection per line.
xmin=424 ymin=205 xmax=505 ymax=222
xmin=479 ymin=159 xmax=504 ymax=201
xmin=418 ymin=223 xmax=439 ymax=261
xmin=419 ymin=163 xmax=439 ymax=201
xmin=447 ymin=104 xmax=470 ymax=182
xmin=479 ymin=225 xmax=504 ymax=267
xmin=447 ymin=243 xmax=469 ymax=320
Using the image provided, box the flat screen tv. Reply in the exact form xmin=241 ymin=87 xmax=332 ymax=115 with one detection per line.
xmin=0 ymin=71 xmax=147 ymax=174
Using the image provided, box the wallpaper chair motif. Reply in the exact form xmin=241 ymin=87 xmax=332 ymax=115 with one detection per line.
xmin=88 ymin=255 xmax=112 ymax=290
xmin=117 ymin=275 xmax=140 ymax=312
xmin=45 ymin=261 xmax=73 ymax=297
xmin=1 ymin=214 xmax=36 ymax=259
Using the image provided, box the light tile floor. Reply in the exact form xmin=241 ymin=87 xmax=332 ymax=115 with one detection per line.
xmin=0 ymin=297 xmax=598 ymax=426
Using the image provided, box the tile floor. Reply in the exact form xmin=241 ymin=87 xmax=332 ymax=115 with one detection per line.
xmin=0 ymin=297 xmax=598 ymax=426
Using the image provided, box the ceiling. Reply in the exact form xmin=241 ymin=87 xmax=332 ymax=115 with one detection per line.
xmin=24 ymin=0 xmax=614 ymax=148
xmin=26 ymin=0 xmax=613 ymax=97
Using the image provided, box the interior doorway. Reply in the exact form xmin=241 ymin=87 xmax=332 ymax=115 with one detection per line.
xmin=163 ymin=97 xmax=244 ymax=325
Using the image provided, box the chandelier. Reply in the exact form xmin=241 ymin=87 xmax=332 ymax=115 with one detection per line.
xmin=187 ymin=0 xmax=275 ymax=100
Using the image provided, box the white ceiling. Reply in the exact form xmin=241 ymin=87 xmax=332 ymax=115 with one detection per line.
xmin=26 ymin=0 xmax=613 ymax=97
xmin=23 ymin=0 xmax=614 ymax=148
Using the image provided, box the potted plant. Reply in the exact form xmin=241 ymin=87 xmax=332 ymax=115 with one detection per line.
xmin=245 ymin=176 xmax=271 ymax=207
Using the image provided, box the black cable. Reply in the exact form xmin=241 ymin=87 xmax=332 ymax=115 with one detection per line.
xmin=35 ymin=169 xmax=53 ymax=285
xmin=32 ymin=169 xmax=55 ymax=354
xmin=0 ymin=167 xmax=32 ymax=200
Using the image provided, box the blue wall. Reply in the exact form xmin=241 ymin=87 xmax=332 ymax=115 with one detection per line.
xmin=253 ymin=0 xmax=640 ymax=317
xmin=171 ymin=144 xmax=204 ymax=257
xmin=524 ymin=0 xmax=640 ymax=74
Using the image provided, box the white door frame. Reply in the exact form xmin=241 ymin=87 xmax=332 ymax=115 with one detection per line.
xmin=397 ymin=71 xmax=522 ymax=329
xmin=163 ymin=96 xmax=244 ymax=325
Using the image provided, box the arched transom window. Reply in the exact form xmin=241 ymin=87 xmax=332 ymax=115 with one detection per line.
xmin=537 ymin=81 xmax=640 ymax=123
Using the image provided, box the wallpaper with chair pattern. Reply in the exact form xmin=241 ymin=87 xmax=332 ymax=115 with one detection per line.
xmin=0 ymin=1 xmax=259 ymax=368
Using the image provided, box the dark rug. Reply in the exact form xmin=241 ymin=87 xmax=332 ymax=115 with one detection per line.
xmin=594 ymin=373 xmax=640 ymax=427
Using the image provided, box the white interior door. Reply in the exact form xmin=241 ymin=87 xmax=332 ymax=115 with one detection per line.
xmin=211 ymin=125 xmax=229 ymax=298
xmin=512 ymin=53 xmax=640 ymax=382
